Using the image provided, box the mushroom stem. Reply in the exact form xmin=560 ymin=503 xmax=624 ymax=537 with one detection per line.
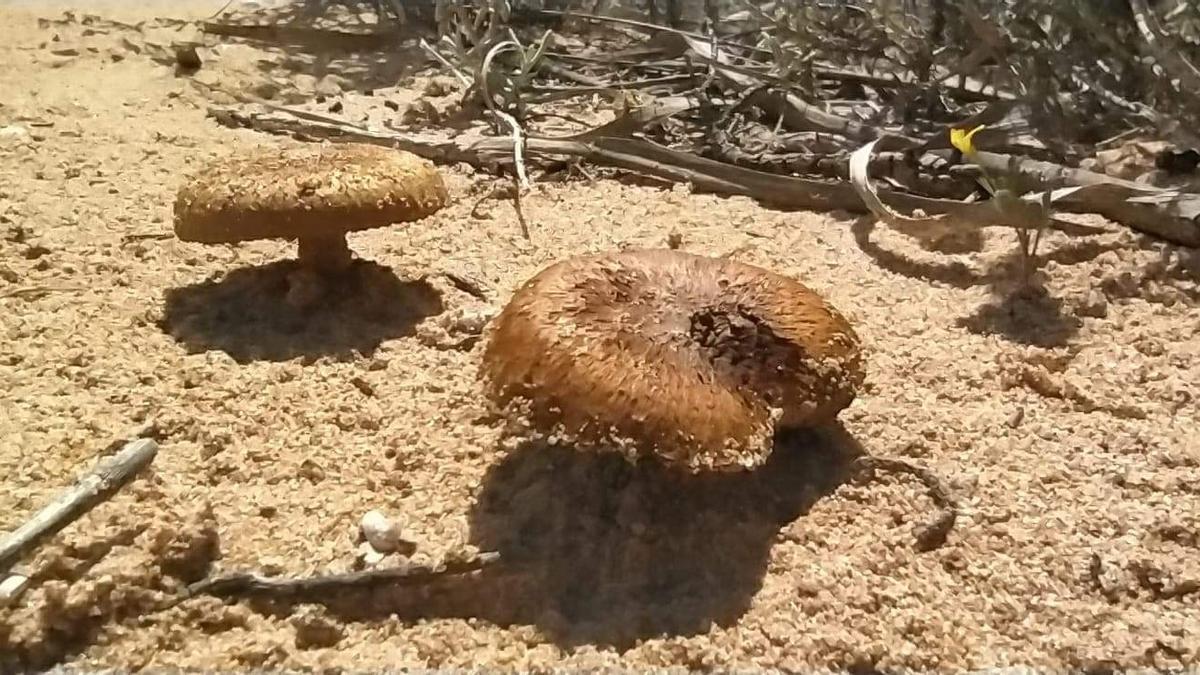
xmin=297 ymin=234 xmax=353 ymax=274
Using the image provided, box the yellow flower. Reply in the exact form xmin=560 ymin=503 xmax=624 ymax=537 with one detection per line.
xmin=950 ymin=124 xmax=986 ymax=158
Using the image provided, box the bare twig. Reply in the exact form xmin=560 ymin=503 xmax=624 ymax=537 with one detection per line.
xmin=0 ymin=572 xmax=31 ymax=607
xmin=514 ymin=6 xmax=766 ymax=53
xmin=0 ymin=437 xmax=159 ymax=574
xmin=1089 ymin=553 xmax=1124 ymax=604
xmin=436 ymin=270 xmax=492 ymax=300
xmin=480 ymin=40 xmax=533 ymax=238
xmin=538 ymin=58 xmax=605 ymax=87
xmin=1128 ymin=0 xmax=1200 ymax=95
xmin=0 ymin=285 xmax=87 ymax=300
xmin=199 ymin=21 xmax=403 ymax=50
xmin=207 ymin=105 xmax=1200 ymax=247
xmin=1131 ymin=559 xmax=1200 ymax=601
xmin=849 ymin=137 xmax=1108 ymax=241
xmin=851 ymin=455 xmax=958 ymax=552
xmin=420 ymin=37 xmax=473 ymax=88
xmin=493 ymin=109 xmax=530 ymax=191
xmin=121 ymin=232 xmax=173 ymax=243
xmin=182 ymin=551 xmax=501 ymax=602
xmin=203 ymin=0 xmax=236 ymax=21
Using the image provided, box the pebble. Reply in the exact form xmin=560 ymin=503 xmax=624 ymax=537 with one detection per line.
xmin=0 ymin=125 xmax=31 ymax=145
xmin=360 ymin=508 xmax=403 ymax=552
xmin=290 ymin=605 xmax=345 ymax=649
xmin=1076 ymin=290 xmax=1109 ymax=319
xmin=0 ymin=574 xmax=30 ymax=607
xmin=315 ymin=75 xmax=346 ymax=98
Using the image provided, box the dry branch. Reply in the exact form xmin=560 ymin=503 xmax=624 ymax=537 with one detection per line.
xmin=1127 ymin=0 xmax=1200 ymax=96
xmin=1088 ymin=553 xmax=1124 ymax=604
xmin=208 ymin=103 xmax=1200 ymax=246
xmin=183 ymin=551 xmax=500 ymax=602
xmin=965 ymin=149 xmax=1200 ymax=246
xmin=1131 ymin=559 xmax=1200 ymax=601
xmin=0 ymin=285 xmax=87 ymax=301
xmin=199 ymin=21 xmax=405 ymax=50
xmin=851 ymin=455 xmax=958 ymax=552
xmin=849 ymin=137 xmax=1109 ymax=239
xmin=0 ymin=437 xmax=159 ymax=574
xmin=188 ymin=0 xmax=1200 ymax=252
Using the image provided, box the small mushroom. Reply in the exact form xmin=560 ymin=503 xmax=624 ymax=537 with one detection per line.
xmin=173 ymin=142 xmax=448 ymax=274
xmin=480 ymin=249 xmax=865 ymax=472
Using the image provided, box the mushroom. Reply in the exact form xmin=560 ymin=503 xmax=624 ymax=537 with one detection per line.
xmin=173 ymin=142 xmax=448 ymax=274
xmin=480 ymin=249 xmax=865 ymax=472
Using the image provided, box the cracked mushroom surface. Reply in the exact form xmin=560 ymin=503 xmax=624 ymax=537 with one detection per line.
xmin=481 ymin=249 xmax=865 ymax=471
xmin=173 ymin=142 xmax=448 ymax=272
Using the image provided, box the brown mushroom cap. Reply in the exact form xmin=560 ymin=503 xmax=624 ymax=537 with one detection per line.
xmin=173 ymin=143 xmax=448 ymax=244
xmin=481 ymin=249 xmax=865 ymax=472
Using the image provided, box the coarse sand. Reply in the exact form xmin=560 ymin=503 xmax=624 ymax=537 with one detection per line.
xmin=1 ymin=1 xmax=1197 ymax=672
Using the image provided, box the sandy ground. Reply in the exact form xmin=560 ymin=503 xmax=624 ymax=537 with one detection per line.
xmin=1 ymin=1 xmax=1198 ymax=672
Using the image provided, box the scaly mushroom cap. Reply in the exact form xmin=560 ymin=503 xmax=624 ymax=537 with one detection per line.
xmin=481 ymin=249 xmax=865 ymax=472
xmin=173 ymin=143 xmax=448 ymax=244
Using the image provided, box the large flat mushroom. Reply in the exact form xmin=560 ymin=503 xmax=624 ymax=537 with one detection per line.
xmin=173 ymin=142 xmax=448 ymax=274
xmin=481 ymin=249 xmax=865 ymax=472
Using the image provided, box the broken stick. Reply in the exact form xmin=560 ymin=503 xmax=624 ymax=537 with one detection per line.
xmin=206 ymin=104 xmax=1200 ymax=247
xmin=183 ymin=551 xmax=501 ymax=603
xmin=0 ymin=437 xmax=159 ymax=574
xmin=852 ymin=455 xmax=959 ymax=552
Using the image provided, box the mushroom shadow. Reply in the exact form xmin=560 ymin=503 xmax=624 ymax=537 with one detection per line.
xmin=310 ymin=425 xmax=859 ymax=649
xmin=159 ymin=259 xmax=443 ymax=363
xmin=955 ymin=283 xmax=1082 ymax=348
xmin=464 ymin=428 xmax=856 ymax=646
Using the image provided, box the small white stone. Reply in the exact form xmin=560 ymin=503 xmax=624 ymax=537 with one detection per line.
xmin=0 ymin=574 xmax=30 ymax=607
xmin=0 ymin=125 xmax=31 ymax=145
xmin=360 ymin=509 xmax=402 ymax=553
